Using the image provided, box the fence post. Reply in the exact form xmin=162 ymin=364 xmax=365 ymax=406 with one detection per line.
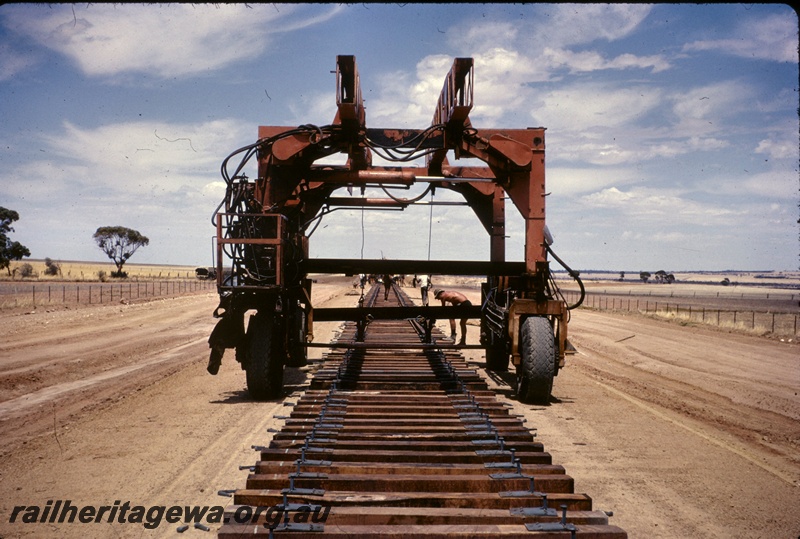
xmin=32 ymin=285 xmax=35 ymax=307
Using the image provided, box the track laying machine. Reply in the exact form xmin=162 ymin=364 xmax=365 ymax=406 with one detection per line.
xmin=206 ymin=56 xmax=584 ymax=404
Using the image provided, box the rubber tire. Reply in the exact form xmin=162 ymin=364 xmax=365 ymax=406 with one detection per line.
xmin=244 ymin=312 xmax=284 ymax=400
xmin=516 ymin=317 xmax=556 ymax=404
xmin=485 ymin=345 xmax=509 ymax=372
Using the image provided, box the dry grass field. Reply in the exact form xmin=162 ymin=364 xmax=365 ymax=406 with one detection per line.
xmin=552 ymin=270 xmax=799 ymax=339
xmin=0 ymin=259 xmax=214 ymax=312
xmin=0 ymin=259 xmax=203 ymax=282
xmin=560 ymin=269 xmax=799 ymax=296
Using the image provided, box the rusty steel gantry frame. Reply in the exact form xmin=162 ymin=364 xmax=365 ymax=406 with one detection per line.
xmin=208 ymin=56 xmax=583 ymax=403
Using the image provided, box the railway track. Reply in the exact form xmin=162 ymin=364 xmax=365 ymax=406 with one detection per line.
xmin=217 ymin=284 xmax=627 ymax=538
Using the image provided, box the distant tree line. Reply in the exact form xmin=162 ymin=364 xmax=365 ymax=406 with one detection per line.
xmin=639 ymin=270 xmax=675 ymax=284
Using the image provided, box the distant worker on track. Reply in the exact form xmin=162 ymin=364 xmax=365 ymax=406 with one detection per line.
xmin=434 ymin=289 xmax=471 ymax=345
xmin=382 ymin=274 xmax=393 ymax=301
xmin=418 ymin=274 xmax=431 ymax=306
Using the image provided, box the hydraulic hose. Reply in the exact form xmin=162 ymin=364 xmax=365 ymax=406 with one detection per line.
xmin=546 ymin=244 xmax=585 ymax=310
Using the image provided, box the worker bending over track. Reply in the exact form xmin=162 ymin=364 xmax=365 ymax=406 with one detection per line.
xmin=433 ymin=289 xmax=471 ymax=345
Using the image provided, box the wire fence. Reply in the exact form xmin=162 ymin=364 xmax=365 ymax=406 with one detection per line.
xmin=0 ymin=279 xmax=216 ymax=310
xmin=563 ymin=290 xmax=799 ymax=336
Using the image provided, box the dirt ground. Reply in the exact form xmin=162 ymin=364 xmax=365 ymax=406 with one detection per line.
xmin=0 ymin=277 xmax=797 ymax=538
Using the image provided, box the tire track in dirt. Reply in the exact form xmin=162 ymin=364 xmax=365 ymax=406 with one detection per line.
xmin=569 ymin=311 xmax=799 ymax=466
xmin=579 ymin=368 xmax=796 ymax=485
xmin=0 ymin=337 xmax=208 ymax=420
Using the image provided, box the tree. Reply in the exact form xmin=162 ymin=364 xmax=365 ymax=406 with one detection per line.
xmin=639 ymin=271 xmax=651 ymax=283
xmin=44 ymin=257 xmax=62 ymax=276
xmin=93 ymin=226 xmax=149 ymax=277
xmin=15 ymin=263 xmax=35 ymax=279
xmin=0 ymin=207 xmax=31 ymax=276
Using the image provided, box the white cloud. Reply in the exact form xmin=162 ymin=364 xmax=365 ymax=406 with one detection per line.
xmin=559 ymin=134 xmax=729 ymax=166
xmin=579 ymin=186 xmax=745 ymax=227
xmin=0 ymin=119 xmax=254 ymax=215
xmin=580 ymin=186 xmax=636 ymax=206
xmin=620 ymin=230 xmax=643 ymax=240
xmin=548 ymin=167 xmax=642 ymax=196
xmin=446 ymin=4 xmax=652 ymax=54
xmin=368 ymin=56 xmax=453 ymax=128
xmin=413 ymin=6 xmax=665 ymax=127
xmin=648 ymin=231 xmax=692 ymax=244
xmin=740 ymin=170 xmax=799 ymax=199
xmin=470 ymin=49 xmax=541 ymax=124
xmin=286 ymin=91 xmax=340 ymax=127
xmin=669 ymin=81 xmax=753 ymax=135
xmin=0 ymin=161 xmax=88 ymax=201
xmin=547 ymin=133 xmax=665 ymax=166
xmin=0 ymin=118 xmax=254 ymax=263
xmin=201 ymin=181 xmax=227 ymax=199
xmin=543 ymin=48 xmax=670 ymax=74
xmin=683 ymin=12 xmax=798 ymax=63
xmin=5 ymin=4 xmax=343 ymax=79
xmin=447 ymin=21 xmax=519 ymax=51
xmin=755 ymin=138 xmax=798 ymax=160
xmin=42 ymin=120 xmax=242 ymax=184
xmin=532 ymin=4 xmax=653 ymax=48
xmin=529 ymin=83 xmax=663 ymax=132
xmin=686 ymin=136 xmax=729 ymax=151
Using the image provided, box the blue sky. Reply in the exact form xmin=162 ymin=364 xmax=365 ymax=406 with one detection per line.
xmin=0 ymin=4 xmax=797 ymax=272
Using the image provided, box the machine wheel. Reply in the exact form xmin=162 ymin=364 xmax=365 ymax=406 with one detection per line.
xmin=516 ymin=316 xmax=556 ymax=404
xmin=244 ymin=311 xmax=284 ymax=400
xmin=485 ymin=344 xmax=509 ymax=372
